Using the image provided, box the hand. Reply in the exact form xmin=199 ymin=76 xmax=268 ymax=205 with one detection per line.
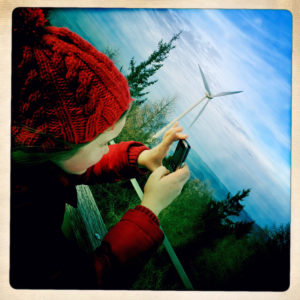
xmin=141 ymin=164 xmax=190 ymax=216
xmin=137 ymin=122 xmax=188 ymax=171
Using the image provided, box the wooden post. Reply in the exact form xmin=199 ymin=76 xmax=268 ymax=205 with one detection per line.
xmin=63 ymin=185 xmax=107 ymax=253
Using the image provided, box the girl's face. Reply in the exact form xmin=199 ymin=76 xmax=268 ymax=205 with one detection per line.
xmin=54 ymin=117 xmax=126 ymax=175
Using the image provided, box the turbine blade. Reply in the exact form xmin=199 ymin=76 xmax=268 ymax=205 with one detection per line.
xmin=212 ymin=91 xmax=243 ymax=98
xmin=198 ymin=64 xmax=211 ymax=95
xmin=189 ymin=99 xmax=210 ymax=128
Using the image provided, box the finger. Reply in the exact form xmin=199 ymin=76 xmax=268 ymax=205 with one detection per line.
xmin=171 ymin=121 xmax=179 ymax=128
xmin=164 ymin=125 xmax=182 ymax=140
xmin=172 ymin=164 xmax=190 ymax=182
xmin=167 ymin=131 xmax=188 ymax=144
xmin=173 ymin=126 xmax=183 ymax=133
xmin=172 ymin=127 xmax=186 ymax=137
xmin=151 ymin=165 xmax=170 ymax=179
xmin=165 ymin=127 xmax=184 ymax=142
xmin=176 ymin=133 xmax=189 ymax=139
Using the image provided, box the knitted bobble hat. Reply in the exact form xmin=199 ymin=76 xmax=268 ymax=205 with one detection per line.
xmin=12 ymin=8 xmax=133 ymax=153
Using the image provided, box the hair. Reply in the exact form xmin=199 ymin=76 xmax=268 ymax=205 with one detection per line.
xmin=12 ymin=109 xmax=129 ymax=166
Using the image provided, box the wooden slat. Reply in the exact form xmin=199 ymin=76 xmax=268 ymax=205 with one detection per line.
xmin=64 ymin=185 xmax=107 ymax=253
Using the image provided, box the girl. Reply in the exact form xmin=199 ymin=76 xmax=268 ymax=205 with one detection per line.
xmin=11 ymin=8 xmax=190 ymax=289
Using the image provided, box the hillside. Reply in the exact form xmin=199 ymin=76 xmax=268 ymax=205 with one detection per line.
xmin=186 ymin=149 xmax=230 ymax=201
xmin=186 ymin=149 xmax=265 ymax=235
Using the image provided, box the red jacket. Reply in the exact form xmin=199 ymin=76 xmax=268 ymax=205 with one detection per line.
xmin=10 ymin=141 xmax=164 ymax=289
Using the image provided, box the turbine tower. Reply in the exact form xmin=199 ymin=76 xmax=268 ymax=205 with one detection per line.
xmin=151 ymin=65 xmax=242 ymax=140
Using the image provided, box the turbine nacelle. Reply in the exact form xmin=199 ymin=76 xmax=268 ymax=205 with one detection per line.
xmin=206 ymin=92 xmax=213 ymax=99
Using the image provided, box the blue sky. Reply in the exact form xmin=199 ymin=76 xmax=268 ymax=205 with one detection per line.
xmin=49 ymin=9 xmax=292 ymax=227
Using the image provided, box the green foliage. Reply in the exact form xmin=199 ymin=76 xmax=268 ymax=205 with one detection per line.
xmin=265 ymin=223 xmax=290 ymax=251
xmin=102 ymin=46 xmax=120 ymax=62
xmin=223 ymin=189 xmax=250 ymax=217
xmin=156 ymin=182 xmax=255 ymax=289
xmin=131 ymin=246 xmax=185 ymax=290
xmin=130 ymin=179 xmax=290 ymax=291
xmin=91 ymin=164 xmax=289 ymax=291
xmin=225 ymin=223 xmax=290 ymax=291
xmin=115 ymin=97 xmax=176 ymax=145
xmin=90 ymin=180 xmax=140 ymax=230
xmin=126 ymin=32 xmax=182 ymax=104
xmin=136 ymin=188 xmax=290 ymax=290
xmin=159 ymin=179 xmax=213 ymax=248
xmin=159 ymin=187 xmax=253 ymax=253
xmin=200 ymin=189 xmax=254 ymax=244
xmin=193 ymin=235 xmax=255 ymax=289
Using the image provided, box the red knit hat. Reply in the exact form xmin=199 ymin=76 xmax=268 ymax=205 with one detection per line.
xmin=12 ymin=8 xmax=133 ymax=153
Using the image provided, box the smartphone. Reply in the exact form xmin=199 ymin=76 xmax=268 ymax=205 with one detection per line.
xmin=169 ymin=139 xmax=191 ymax=172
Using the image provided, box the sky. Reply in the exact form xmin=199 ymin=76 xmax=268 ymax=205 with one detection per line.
xmin=49 ymin=8 xmax=292 ymax=227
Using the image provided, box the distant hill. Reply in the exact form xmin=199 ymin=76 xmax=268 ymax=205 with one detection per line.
xmin=186 ymin=149 xmax=265 ymax=236
xmin=186 ymin=149 xmax=230 ymax=201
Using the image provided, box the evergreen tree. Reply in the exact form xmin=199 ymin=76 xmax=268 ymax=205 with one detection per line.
xmin=199 ymin=189 xmax=253 ymax=245
xmin=126 ymin=32 xmax=182 ymax=104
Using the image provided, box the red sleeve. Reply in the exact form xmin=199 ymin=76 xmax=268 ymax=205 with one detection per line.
xmin=92 ymin=205 xmax=164 ymax=288
xmin=76 ymin=141 xmax=149 ymax=185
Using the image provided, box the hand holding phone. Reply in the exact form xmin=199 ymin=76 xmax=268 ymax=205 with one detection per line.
xmin=141 ymin=139 xmax=191 ymax=215
xmin=142 ymin=164 xmax=190 ymax=215
xmin=137 ymin=122 xmax=189 ymax=172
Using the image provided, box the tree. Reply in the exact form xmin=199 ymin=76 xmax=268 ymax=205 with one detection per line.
xmin=103 ymin=46 xmax=120 ymax=62
xmin=199 ymin=189 xmax=253 ymax=243
xmin=115 ymin=97 xmax=176 ymax=145
xmin=126 ymin=32 xmax=182 ymax=104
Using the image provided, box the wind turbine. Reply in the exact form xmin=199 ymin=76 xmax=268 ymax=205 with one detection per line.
xmin=188 ymin=65 xmax=242 ymax=128
xmin=151 ymin=65 xmax=242 ymax=140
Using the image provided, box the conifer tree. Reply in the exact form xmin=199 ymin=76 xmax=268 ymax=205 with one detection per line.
xmin=197 ymin=189 xmax=253 ymax=245
xmin=126 ymin=32 xmax=182 ymax=104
